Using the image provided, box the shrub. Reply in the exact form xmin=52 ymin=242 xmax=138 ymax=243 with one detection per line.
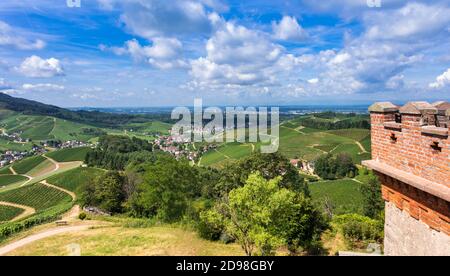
xmin=78 ymin=212 xmax=87 ymax=220
xmin=197 ymin=209 xmax=225 ymax=241
xmin=334 ymin=214 xmax=383 ymax=242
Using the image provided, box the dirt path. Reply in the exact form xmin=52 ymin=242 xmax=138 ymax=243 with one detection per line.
xmin=40 ymin=180 xmax=76 ymax=201
xmin=355 ymin=141 xmax=368 ymax=153
xmin=9 ymin=166 xmax=18 ymax=175
xmin=0 ymin=225 xmax=90 ymax=256
xmin=0 ymin=201 xmax=36 ymax=222
xmin=42 ymin=154 xmax=60 ymax=172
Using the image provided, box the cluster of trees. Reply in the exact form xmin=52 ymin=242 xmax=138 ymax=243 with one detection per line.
xmin=314 ymin=153 xmax=357 ymax=179
xmin=85 ymin=135 xmax=156 ymax=170
xmin=81 ymin=151 xmax=329 ymax=255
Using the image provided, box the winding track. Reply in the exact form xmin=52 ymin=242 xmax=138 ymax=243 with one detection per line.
xmin=0 ymin=201 xmax=36 ymax=222
xmin=0 ymin=225 xmax=90 ymax=256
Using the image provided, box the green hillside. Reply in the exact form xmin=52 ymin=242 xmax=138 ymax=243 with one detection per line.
xmin=0 ymin=114 xmax=104 ymax=142
xmin=0 ymin=205 xmax=23 ymax=223
xmin=309 ymin=179 xmax=364 ymax=215
xmin=47 ymin=167 xmax=104 ymax=196
xmin=0 ymin=183 xmax=72 ymax=211
xmin=0 ymin=175 xmax=29 ymax=188
xmin=46 ymin=147 xmax=92 ymax=162
xmin=11 ymin=156 xmax=47 ymax=175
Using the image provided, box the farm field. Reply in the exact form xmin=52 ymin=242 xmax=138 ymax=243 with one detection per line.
xmin=11 ymin=156 xmax=47 ymax=175
xmin=0 ymin=205 xmax=23 ymax=223
xmin=0 ymin=184 xmax=72 ymax=211
xmin=0 ymin=175 xmax=29 ymax=188
xmin=200 ymin=123 xmax=372 ymax=168
xmin=47 ymin=167 xmax=104 ymax=196
xmin=0 ymin=166 xmax=13 ymax=175
xmin=309 ymin=179 xmax=364 ymax=215
xmin=46 ymin=147 xmax=91 ymax=162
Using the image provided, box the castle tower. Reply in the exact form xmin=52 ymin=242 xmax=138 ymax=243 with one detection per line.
xmin=363 ymin=101 xmax=450 ymax=256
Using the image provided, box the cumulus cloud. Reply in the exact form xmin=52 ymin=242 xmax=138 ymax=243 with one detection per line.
xmin=272 ymin=16 xmax=308 ymax=41
xmin=98 ymin=0 xmax=220 ymax=39
xmin=289 ymin=2 xmax=450 ymax=96
xmin=190 ymin=22 xmax=305 ymax=87
xmin=22 ymin=83 xmax=65 ymax=91
xmin=101 ymin=37 xmax=187 ymax=69
xmin=429 ymin=68 xmax=450 ymax=89
xmin=0 ymin=21 xmax=46 ymax=50
xmin=16 ymin=56 xmax=64 ymax=78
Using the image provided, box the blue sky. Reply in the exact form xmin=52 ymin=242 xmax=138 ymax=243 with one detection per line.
xmin=0 ymin=0 xmax=449 ymax=107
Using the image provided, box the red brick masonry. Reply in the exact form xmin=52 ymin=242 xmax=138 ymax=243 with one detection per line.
xmin=363 ymin=101 xmax=450 ymax=236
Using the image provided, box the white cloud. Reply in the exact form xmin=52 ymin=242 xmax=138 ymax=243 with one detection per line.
xmin=307 ymin=78 xmax=319 ymax=84
xmin=99 ymin=0 xmax=218 ymax=39
xmin=16 ymin=56 xmax=64 ymax=78
xmin=190 ymin=22 xmax=304 ymax=87
xmin=272 ymin=16 xmax=308 ymax=41
xmin=0 ymin=20 xmax=45 ymax=50
xmin=22 ymin=83 xmax=65 ymax=91
xmin=429 ymin=68 xmax=450 ymax=89
xmin=101 ymin=38 xmax=187 ymax=69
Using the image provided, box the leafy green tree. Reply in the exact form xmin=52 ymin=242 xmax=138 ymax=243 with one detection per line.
xmin=128 ymin=156 xmax=198 ymax=222
xmin=314 ymin=153 xmax=357 ymax=180
xmin=360 ymin=173 xmax=384 ymax=219
xmin=204 ymin=173 xmax=326 ymax=256
xmin=82 ymin=171 xmax=127 ymax=214
xmin=216 ymin=152 xmax=308 ymax=197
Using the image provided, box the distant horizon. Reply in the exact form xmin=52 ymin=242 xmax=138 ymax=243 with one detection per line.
xmin=1 ymin=1 xmax=449 ymax=107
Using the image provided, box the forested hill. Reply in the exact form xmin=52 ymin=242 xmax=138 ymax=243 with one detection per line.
xmin=0 ymin=93 xmax=172 ymax=127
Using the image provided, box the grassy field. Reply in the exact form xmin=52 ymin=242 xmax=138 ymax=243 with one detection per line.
xmin=309 ymin=179 xmax=364 ymax=215
xmin=0 ymin=175 xmax=28 ymax=188
xmin=0 ymin=166 xmax=13 ymax=175
xmin=0 ymin=183 xmax=72 ymax=211
xmin=0 ymin=205 xmax=23 ymax=223
xmin=5 ymin=223 xmax=244 ymax=256
xmin=46 ymin=147 xmax=91 ymax=162
xmin=11 ymin=155 xmax=47 ymax=175
xmin=47 ymin=167 xmax=104 ymax=197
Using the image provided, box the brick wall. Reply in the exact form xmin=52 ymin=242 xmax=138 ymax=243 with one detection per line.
xmin=364 ymin=101 xmax=450 ymax=255
xmin=370 ymin=107 xmax=449 ymax=187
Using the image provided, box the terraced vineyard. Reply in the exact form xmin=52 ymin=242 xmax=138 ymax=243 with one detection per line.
xmin=0 ymin=175 xmax=28 ymax=188
xmin=47 ymin=167 xmax=104 ymax=196
xmin=46 ymin=147 xmax=92 ymax=162
xmin=0 ymin=184 xmax=72 ymax=211
xmin=0 ymin=114 xmax=105 ymax=142
xmin=11 ymin=155 xmax=47 ymax=175
xmin=309 ymin=179 xmax=364 ymax=215
xmin=0 ymin=205 xmax=23 ymax=223
xmin=0 ymin=166 xmax=13 ymax=175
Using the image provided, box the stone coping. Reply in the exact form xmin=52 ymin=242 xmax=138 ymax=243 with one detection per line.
xmin=384 ymin=121 xmax=402 ymax=130
xmin=362 ymin=160 xmax=450 ymax=202
xmin=421 ymin=126 xmax=448 ymax=137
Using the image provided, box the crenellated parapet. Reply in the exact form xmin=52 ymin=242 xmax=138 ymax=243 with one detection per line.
xmin=363 ymin=101 xmax=450 ymax=256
